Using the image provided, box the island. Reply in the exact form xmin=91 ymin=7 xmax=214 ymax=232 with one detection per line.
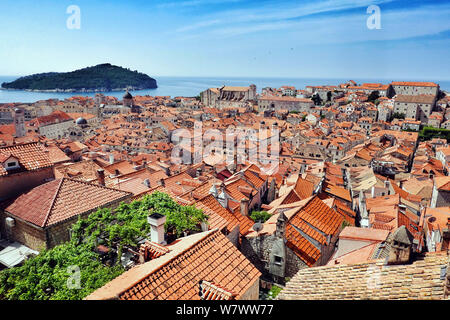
xmin=1 ymin=63 xmax=157 ymax=92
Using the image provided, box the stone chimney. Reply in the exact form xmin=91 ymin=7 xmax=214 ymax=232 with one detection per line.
xmin=240 ymin=198 xmax=249 ymax=216
xmin=96 ymin=169 xmax=105 ymax=186
xmin=269 ymin=212 xmax=288 ymax=281
xmin=275 ymin=212 xmax=287 ymax=239
xmin=158 ymin=179 xmax=165 ymax=187
xmin=148 ymin=213 xmax=167 ymax=245
xmin=143 ymin=179 xmax=151 ymax=188
xmin=386 ymin=226 xmax=413 ymax=265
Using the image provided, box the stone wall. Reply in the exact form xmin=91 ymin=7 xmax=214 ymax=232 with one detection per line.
xmin=1 ymin=196 xmax=131 ymax=251
xmin=239 ymin=277 xmax=260 ymax=300
xmin=241 ymin=234 xmax=308 ymax=280
xmin=0 ymin=167 xmax=54 ymax=201
xmin=392 ymin=85 xmax=439 ymax=96
xmin=0 ymin=212 xmax=46 ymax=251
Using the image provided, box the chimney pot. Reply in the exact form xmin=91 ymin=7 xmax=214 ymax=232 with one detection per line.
xmin=240 ymin=198 xmax=249 ymax=216
xmin=148 ymin=213 xmax=167 ymax=245
xmin=97 ymin=169 xmax=105 ymax=186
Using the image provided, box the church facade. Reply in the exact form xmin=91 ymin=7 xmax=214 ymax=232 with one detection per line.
xmin=200 ymin=85 xmax=257 ymax=109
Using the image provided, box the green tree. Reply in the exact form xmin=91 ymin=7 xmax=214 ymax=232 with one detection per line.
xmin=368 ymin=90 xmax=380 ymax=102
xmin=0 ymin=243 xmax=123 ymax=300
xmin=0 ymin=192 xmax=209 ymax=300
xmin=312 ymin=93 xmax=323 ymax=106
xmin=250 ymin=211 xmax=271 ymax=223
xmin=392 ymin=112 xmax=405 ymax=120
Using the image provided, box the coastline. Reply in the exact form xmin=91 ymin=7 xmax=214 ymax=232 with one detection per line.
xmin=0 ymin=86 xmax=158 ymax=93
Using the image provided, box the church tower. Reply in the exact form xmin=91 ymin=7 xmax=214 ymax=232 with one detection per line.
xmin=13 ymin=108 xmax=26 ymax=138
xmin=123 ymin=90 xmax=133 ymax=107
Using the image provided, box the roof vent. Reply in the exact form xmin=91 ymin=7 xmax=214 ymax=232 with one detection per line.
xmin=5 ymin=217 xmax=15 ymax=228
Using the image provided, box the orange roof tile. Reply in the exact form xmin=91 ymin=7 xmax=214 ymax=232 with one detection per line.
xmin=0 ymin=142 xmax=53 ymax=176
xmin=5 ymin=178 xmax=131 ymax=227
xmin=86 ymin=229 xmax=261 ymax=300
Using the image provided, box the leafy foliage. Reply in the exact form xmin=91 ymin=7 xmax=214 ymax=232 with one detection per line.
xmin=250 ymin=210 xmax=271 ymax=223
xmin=311 ymin=93 xmax=323 ymax=106
xmin=419 ymin=126 xmax=450 ymax=142
xmin=71 ymin=191 xmax=209 ymax=246
xmin=368 ymin=90 xmax=380 ymax=102
xmin=268 ymin=285 xmax=283 ymax=299
xmin=1 ymin=63 xmax=157 ymax=91
xmin=0 ymin=243 xmax=124 ymax=300
xmin=0 ymin=192 xmax=208 ymax=300
xmin=392 ymin=112 xmax=406 ymax=120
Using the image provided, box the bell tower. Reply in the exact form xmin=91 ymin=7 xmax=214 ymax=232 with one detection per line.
xmin=14 ymin=108 xmax=26 ymax=138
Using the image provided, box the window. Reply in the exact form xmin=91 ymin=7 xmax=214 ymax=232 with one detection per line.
xmin=7 ymin=161 xmax=17 ymax=168
xmin=274 ymin=255 xmax=283 ymax=265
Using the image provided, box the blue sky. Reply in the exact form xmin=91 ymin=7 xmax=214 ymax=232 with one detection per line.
xmin=0 ymin=0 xmax=449 ymax=80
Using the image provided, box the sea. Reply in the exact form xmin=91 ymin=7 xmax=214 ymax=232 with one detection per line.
xmin=0 ymin=75 xmax=449 ymax=104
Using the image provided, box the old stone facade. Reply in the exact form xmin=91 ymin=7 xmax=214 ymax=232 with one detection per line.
xmin=394 ymin=95 xmax=436 ymax=124
xmin=258 ymin=96 xmax=314 ymax=113
xmin=0 ymin=167 xmax=54 ymax=201
xmin=241 ymin=233 xmax=308 ymax=281
xmin=200 ymin=85 xmax=257 ymax=109
xmin=391 ymin=82 xmax=439 ymax=96
xmin=0 ymin=197 xmax=129 ymax=251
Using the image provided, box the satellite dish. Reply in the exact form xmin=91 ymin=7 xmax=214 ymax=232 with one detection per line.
xmin=253 ymin=220 xmax=263 ymax=233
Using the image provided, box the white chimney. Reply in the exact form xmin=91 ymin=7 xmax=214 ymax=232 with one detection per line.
xmin=109 ymin=154 xmax=114 ymax=165
xmin=147 ymin=213 xmax=166 ymax=245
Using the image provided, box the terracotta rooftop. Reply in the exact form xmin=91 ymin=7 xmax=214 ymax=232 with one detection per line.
xmin=278 ymin=251 xmax=449 ymax=300
xmin=0 ymin=142 xmax=53 ymax=176
xmin=391 ymin=81 xmax=438 ymax=87
xmin=5 ymin=178 xmax=131 ymax=228
xmin=86 ymin=229 xmax=261 ymax=300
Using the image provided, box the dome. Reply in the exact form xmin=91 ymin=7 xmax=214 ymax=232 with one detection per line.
xmin=123 ymin=90 xmax=133 ymax=99
xmin=76 ymin=117 xmax=88 ymax=125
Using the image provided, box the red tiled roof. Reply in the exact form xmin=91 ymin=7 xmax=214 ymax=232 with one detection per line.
xmin=285 ymin=197 xmax=344 ymax=266
xmin=5 ymin=178 xmax=131 ymax=227
xmin=294 ymin=177 xmax=315 ymax=200
xmin=0 ymin=142 xmax=53 ymax=176
xmin=391 ymin=81 xmax=438 ymax=87
xmin=86 ymin=229 xmax=261 ymax=300
xmin=196 ymin=194 xmax=254 ymax=236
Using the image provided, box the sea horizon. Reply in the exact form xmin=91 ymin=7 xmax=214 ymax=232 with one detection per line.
xmin=1 ymin=75 xmax=449 ymax=104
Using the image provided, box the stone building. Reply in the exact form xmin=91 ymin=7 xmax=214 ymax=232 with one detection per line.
xmin=430 ymin=176 xmax=450 ymax=208
xmin=86 ymin=229 xmax=261 ymax=300
xmin=13 ymin=108 xmax=26 ymax=138
xmin=394 ymin=94 xmax=436 ymax=124
xmin=0 ymin=178 xmax=132 ymax=251
xmin=277 ymin=236 xmax=450 ymax=300
xmin=391 ymin=81 xmax=439 ymax=96
xmin=242 ymin=196 xmax=344 ymax=283
xmin=28 ymin=110 xmax=75 ymax=139
xmin=0 ymin=142 xmax=54 ymax=201
xmin=258 ymin=95 xmax=314 ymax=113
xmin=344 ymin=83 xmax=393 ymax=97
xmin=200 ymin=85 xmax=257 ymax=109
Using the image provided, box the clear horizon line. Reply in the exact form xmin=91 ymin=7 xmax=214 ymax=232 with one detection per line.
xmin=1 ymin=74 xmax=450 ymax=83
